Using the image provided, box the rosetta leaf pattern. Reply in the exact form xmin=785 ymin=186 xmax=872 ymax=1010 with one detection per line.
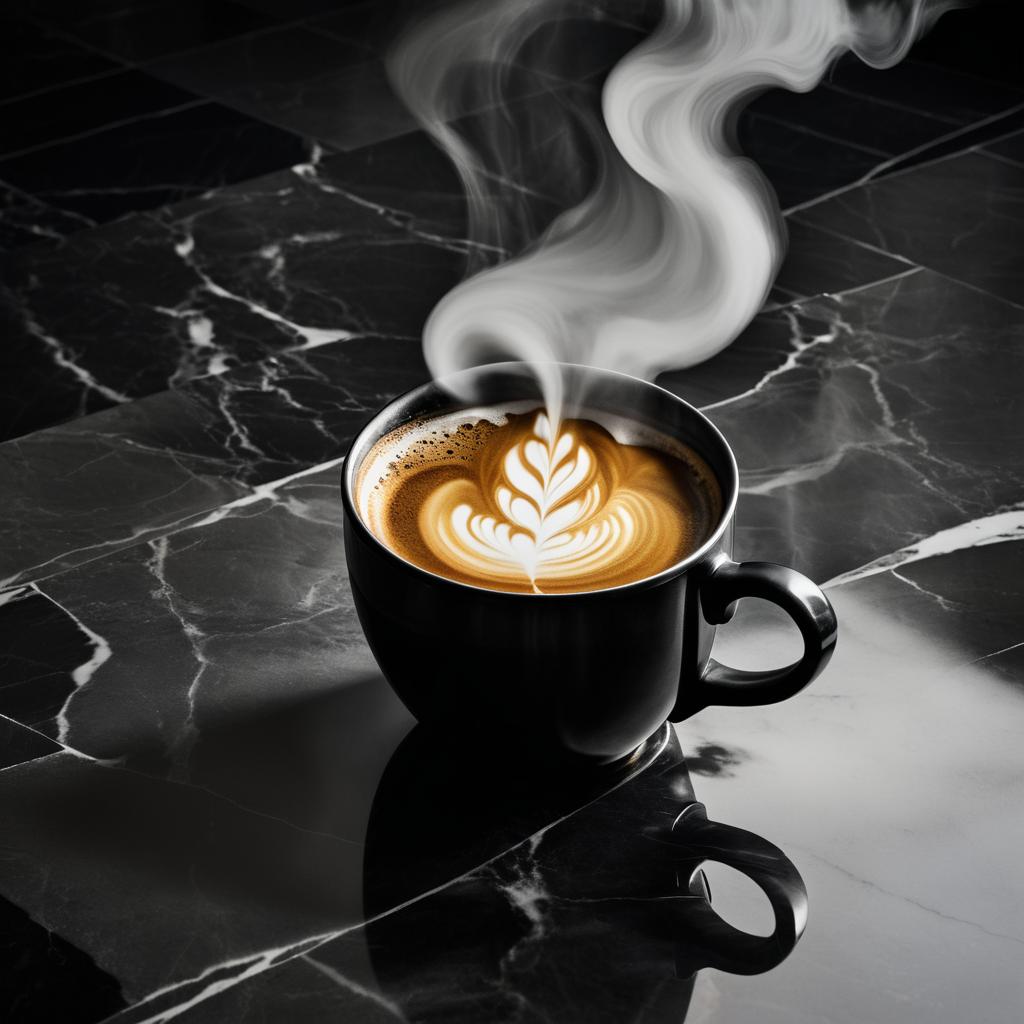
xmin=443 ymin=413 xmax=627 ymax=590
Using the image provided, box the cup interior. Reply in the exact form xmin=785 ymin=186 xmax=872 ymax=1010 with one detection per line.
xmin=343 ymin=361 xmax=739 ymax=588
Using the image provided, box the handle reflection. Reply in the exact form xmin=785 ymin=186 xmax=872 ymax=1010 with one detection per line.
xmin=361 ymin=723 xmax=807 ymax=1022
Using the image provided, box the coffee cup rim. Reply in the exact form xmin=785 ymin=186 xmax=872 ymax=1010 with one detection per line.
xmin=341 ymin=362 xmax=739 ymax=598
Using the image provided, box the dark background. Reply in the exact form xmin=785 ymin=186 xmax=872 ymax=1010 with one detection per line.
xmin=1 ymin=0 xmax=1021 ymax=251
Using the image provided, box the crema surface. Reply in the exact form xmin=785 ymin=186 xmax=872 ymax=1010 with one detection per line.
xmin=356 ymin=408 xmax=721 ymax=594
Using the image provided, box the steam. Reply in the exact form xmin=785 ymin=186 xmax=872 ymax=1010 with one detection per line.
xmin=389 ymin=0 xmax=957 ymax=429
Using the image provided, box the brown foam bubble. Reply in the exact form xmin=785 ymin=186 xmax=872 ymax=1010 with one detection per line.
xmin=356 ymin=406 xmax=722 ymax=594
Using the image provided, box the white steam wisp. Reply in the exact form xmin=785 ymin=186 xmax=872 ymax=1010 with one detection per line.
xmin=389 ymin=0 xmax=957 ymax=432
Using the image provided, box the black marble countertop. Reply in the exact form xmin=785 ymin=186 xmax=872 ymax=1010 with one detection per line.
xmin=2 ymin=3 xmax=1024 ymax=1022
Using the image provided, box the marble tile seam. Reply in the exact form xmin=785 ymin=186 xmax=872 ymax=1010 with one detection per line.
xmin=0 ymin=709 xmax=50 ymax=741
xmin=303 ymin=17 xmax=380 ymax=47
xmin=136 ymin=41 xmax=610 ymax=161
xmin=865 ymin=110 xmax=1024 ymax=183
xmin=0 ymin=510 xmax=221 ymax=593
xmin=781 ymin=101 xmax=1024 ymax=217
xmin=0 ymin=177 xmax=97 ymax=227
xmin=0 ymin=647 xmax=114 ymax=772
xmin=318 ymin=69 xmax=915 ymax=169
xmin=0 ymin=712 xmax=65 ymax=771
xmin=0 ymin=62 xmax=127 ymax=110
xmin=22 ymin=181 xmax=270 ymax=202
xmin=783 ymin=215 xmax=917 ymax=267
xmin=920 ymin=267 xmax=1024 ymax=314
xmin=823 ymin=503 xmax=1024 ymax=590
xmin=784 ymin=218 xmax=1024 ymax=313
xmin=745 ymin=110 xmax=891 ymax=159
xmin=0 ymin=736 xmax=92 ymax=776
xmin=970 ymin=639 xmax=1024 ymax=667
xmin=0 ymin=455 xmax=348 ymax=593
xmin=290 ymin=56 xmax=652 ymax=157
xmin=0 ymin=96 xmax=211 ymax=164
xmin=14 ymin=10 xmax=326 ymax=79
xmin=30 ymin=582 xmax=118 ymax=749
xmin=101 ymin=727 xmax=672 ymax=1024
xmin=815 ymin=79 xmax=963 ymax=126
xmin=0 ymin=748 xmax=64 ymax=777
xmin=971 ymin=120 xmax=1024 ymax=153
xmin=824 ymin=56 xmax=1024 ymax=117
xmin=0 ymin=329 xmax=408 ymax=469
xmin=907 ymin=56 xmax=1024 ymax=102
xmin=0 ymin=738 xmax=370 ymax=860
xmin=0 ymin=583 xmax=132 ymax=766
xmin=10 ymin=11 xmax=160 ymax=69
xmin=800 ymin=264 xmax=924 ymax=299
xmin=980 ymin=146 xmax=1024 ymax=172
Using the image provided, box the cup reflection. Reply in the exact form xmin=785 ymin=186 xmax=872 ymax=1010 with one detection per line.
xmin=361 ymin=723 xmax=807 ymax=1021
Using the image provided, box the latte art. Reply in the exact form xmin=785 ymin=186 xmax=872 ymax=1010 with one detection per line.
xmin=357 ymin=407 xmax=721 ymax=594
xmin=430 ymin=414 xmax=646 ymax=590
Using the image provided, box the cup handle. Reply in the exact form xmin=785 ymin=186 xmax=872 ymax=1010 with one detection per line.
xmin=670 ymin=802 xmax=809 ymax=976
xmin=671 ymin=557 xmax=837 ymax=722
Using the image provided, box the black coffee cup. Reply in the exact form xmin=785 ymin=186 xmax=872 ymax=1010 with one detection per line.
xmin=341 ymin=363 xmax=837 ymax=764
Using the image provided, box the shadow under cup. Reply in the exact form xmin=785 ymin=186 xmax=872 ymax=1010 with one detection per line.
xmin=341 ymin=363 xmax=837 ymax=764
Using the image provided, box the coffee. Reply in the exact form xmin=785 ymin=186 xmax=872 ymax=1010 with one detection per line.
xmin=355 ymin=405 xmax=722 ymax=594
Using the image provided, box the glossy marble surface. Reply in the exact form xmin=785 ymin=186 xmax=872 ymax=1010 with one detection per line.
xmin=3 ymin=4 xmax=1023 ymax=1022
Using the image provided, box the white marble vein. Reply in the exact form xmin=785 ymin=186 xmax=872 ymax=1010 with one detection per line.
xmin=174 ymin=455 xmax=347 ymax=535
xmin=0 ymin=584 xmax=119 ymax=764
xmin=491 ymin=832 xmax=553 ymax=1019
xmin=155 ymin=303 xmax=233 ymax=381
xmin=703 ymin=267 xmax=922 ymax=415
xmin=122 ymin=939 xmax=331 ymax=1024
xmin=292 ymin=161 xmax=507 ymax=259
xmin=171 ymin=232 xmax=355 ymax=351
xmin=499 ymin=833 xmax=549 ymax=936
xmin=740 ymin=446 xmax=852 ymax=496
xmin=889 ymin=568 xmax=960 ymax=612
xmin=853 ymin=359 xmax=896 ymax=428
xmin=144 ymin=535 xmax=208 ymax=763
xmin=825 ymin=504 xmax=1024 ymax=589
xmin=18 ymin=303 xmax=132 ymax=406
xmin=701 ymin=307 xmax=850 ymax=413
xmin=36 ymin=585 xmax=114 ymax=746
xmin=2 ymin=453 xmax=348 ymax=592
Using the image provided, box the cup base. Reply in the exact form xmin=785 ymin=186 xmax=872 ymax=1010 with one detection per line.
xmin=466 ymin=720 xmax=673 ymax=785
